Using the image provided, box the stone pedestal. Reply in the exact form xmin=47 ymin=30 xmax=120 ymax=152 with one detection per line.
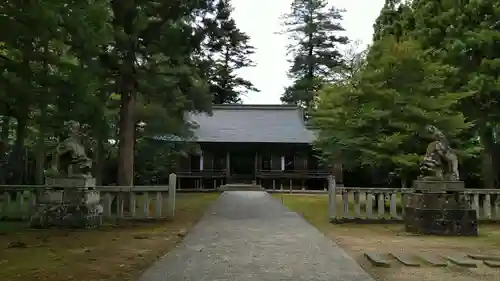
xmin=404 ymin=180 xmax=477 ymax=236
xmin=29 ymin=177 xmax=103 ymax=229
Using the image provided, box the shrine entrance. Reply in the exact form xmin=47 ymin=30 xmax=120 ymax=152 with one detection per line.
xmin=229 ymin=150 xmax=255 ymax=183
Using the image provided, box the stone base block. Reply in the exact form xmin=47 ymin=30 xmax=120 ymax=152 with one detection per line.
xmin=38 ymin=189 xmax=100 ymax=205
xmin=405 ymin=180 xmax=477 ymax=236
xmin=45 ymin=177 xmax=96 ymax=188
xmin=407 ymin=192 xmax=469 ymax=209
xmin=404 ymin=208 xmax=478 ymax=236
xmin=413 ymin=180 xmax=464 ymax=192
xmin=29 ymin=203 xmax=103 ymax=229
xmin=29 ymin=188 xmax=103 ymax=229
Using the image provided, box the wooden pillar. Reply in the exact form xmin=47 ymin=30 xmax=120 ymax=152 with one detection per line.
xmin=254 ymin=152 xmax=258 ymax=173
xmin=226 ymin=151 xmax=230 ymax=181
xmin=254 ymin=151 xmax=258 ymax=183
xmin=167 ymin=173 xmax=176 ymax=217
xmin=327 ymin=175 xmax=336 ymax=220
xmin=333 ymin=163 xmax=343 ymax=185
xmin=200 ymin=152 xmax=204 ymax=171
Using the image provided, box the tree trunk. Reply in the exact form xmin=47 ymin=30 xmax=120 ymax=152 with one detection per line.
xmin=480 ymin=126 xmax=497 ymax=189
xmin=34 ymin=40 xmax=51 ymax=185
xmin=1 ymin=116 xmax=10 ymax=141
xmin=401 ymin=178 xmax=408 ymax=189
xmin=94 ymin=86 xmax=110 ymax=186
xmin=0 ymin=116 xmax=10 ymax=184
xmin=94 ymin=131 xmax=106 ymax=185
xmin=34 ymin=104 xmax=47 ymax=184
xmin=13 ymin=114 xmax=28 ymax=184
xmin=116 ymin=82 xmax=137 ymax=186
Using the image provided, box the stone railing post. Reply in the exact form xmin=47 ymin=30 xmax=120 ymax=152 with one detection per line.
xmin=328 ymin=175 xmax=336 ymax=221
xmin=168 ymin=173 xmax=177 ymax=217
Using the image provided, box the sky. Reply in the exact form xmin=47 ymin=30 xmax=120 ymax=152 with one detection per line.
xmin=231 ymin=0 xmax=385 ymax=104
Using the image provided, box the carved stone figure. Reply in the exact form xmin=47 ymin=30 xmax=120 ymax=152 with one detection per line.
xmin=419 ymin=125 xmax=459 ymax=181
xmin=45 ymin=121 xmax=92 ymax=178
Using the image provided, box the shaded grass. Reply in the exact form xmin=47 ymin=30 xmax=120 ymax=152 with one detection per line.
xmin=275 ymin=194 xmax=500 ymax=281
xmin=274 ymin=194 xmax=333 ymax=231
xmin=0 ymin=190 xmax=33 ymax=219
xmin=0 ymin=221 xmax=27 ymax=234
xmin=275 ymin=193 xmax=402 ymax=223
xmin=275 ymin=194 xmax=500 ymax=243
xmin=0 ymin=193 xmax=219 ymax=281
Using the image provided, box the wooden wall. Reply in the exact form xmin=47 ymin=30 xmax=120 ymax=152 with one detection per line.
xmin=177 ymin=143 xmax=334 ymax=174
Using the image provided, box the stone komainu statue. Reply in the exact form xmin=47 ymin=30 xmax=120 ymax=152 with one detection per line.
xmin=46 ymin=121 xmax=92 ymax=178
xmin=419 ymin=125 xmax=460 ymax=181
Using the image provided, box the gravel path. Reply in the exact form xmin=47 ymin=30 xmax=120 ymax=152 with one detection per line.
xmin=137 ymin=191 xmax=375 ymax=281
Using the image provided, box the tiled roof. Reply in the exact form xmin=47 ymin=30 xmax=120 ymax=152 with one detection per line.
xmin=185 ymin=104 xmax=316 ymax=144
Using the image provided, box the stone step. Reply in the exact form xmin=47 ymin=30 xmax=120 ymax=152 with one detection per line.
xmin=484 ymin=260 xmax=500 ymax=268
xmin=467 ymin=253 xmax=500 ymax=261
xmin=364 ymin=252 xmax=391 ymax=267
xmin=416 ymin=253 xmax=448 ymax=267
xmin=445 ymin=255 xmax=478 ymax=267
xmin=218 ymin=184 xmax=264 ymax=191
xmin=390 ymin=253 xmax=420 ymax=267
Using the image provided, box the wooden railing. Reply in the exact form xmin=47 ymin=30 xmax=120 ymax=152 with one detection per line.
xmin=256 ymin=169 xmax=330 ymax=178
xmin=0 ymin=174 xmax=177 ymax=221
xmin=326 ymin=177 xmax=500 ymax=222
xmin=96 ymin=185 xmax=176 ymax=219
xmin=176 ymin=170 xmax=226 ymax=178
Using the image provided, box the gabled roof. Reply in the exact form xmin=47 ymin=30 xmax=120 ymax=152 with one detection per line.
xmin=186 ymin=104 xmax=316 ymax=144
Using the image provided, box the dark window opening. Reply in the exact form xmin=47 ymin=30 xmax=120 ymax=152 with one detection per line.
xmin=179 ymin=155 xmax=190 ymax=171
xmin=213 ymin=153 xmax=226 ymax=170
xmin=261 ymin=154 xmax=272 ymax=170
xmin=294 ymin=153 xmax=307 ymax=170
xmin=308 ymin=154 xmax=320 ymax=170
xmin=203 ymin=152 xmax=214 ymax=170
xmin=284 ymin=154 xmax=294 ymax=171
xmin=190 ymin=155 xmax=200 ymax=171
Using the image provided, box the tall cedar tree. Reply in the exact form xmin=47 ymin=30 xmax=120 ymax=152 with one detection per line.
xmin=204 ymin=0 xmax=258 ymax=104
xmin=0 ymin=0 xmax=76 ymax=183
xmin=280 ymin=0 xmax=348 ymax=109
xmin=109 ymin=0 xmax=214 ymax=186
xmin=0 ymin=0 xmax=255 ymax=186
xmin=372 ymin=0 xmax=410 ymax=41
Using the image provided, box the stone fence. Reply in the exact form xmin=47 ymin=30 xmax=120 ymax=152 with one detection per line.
xmin=0 ymin=174 xmax=177 ymax=221
xmin=326 ymin=177 xmax=500 ymax=223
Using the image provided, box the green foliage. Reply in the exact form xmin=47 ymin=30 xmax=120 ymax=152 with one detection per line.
xmin=312 ymin=0 xmax=500 ymax=187
xmin=0 ymin=0 xmax=254 ymax=185
xmin=372 ymin=0 xmax=411 ymax=41
xmin=280 ymin=0 xmax=348 ymax=109
xmin=203 ymin=0 xmax=259 ymax=104
xmin=312 ymin=37 xmax=470 ymax=177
